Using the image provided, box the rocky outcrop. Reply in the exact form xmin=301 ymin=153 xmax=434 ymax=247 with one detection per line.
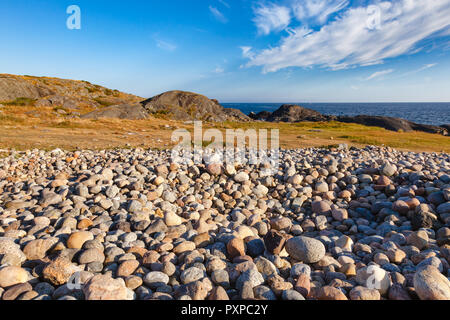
xmin=141 ymin=90 xmax=250 ymax=122
xmin=267 ymin=104 xmax=332 ymax=122
xmin=247 ymin=104 xmax=448 ymax=136
xmin=0 ymin=74 xmax=142 ymax=109
xmin=222 ymin=107 xmax=252 ymax=122
xmin=249 ymin=111 xmax=272 ymax=121
xmin=0 ymin=75 xmax=52 ymax=101
xmin=248 ymin=104 xmax=330 ymax=122
xmin=337 ymin=115 xmax=448 ymax=135
xmin=81 ymin=104 xmax=148 ymax=120
xmin=35 ymin=95 xmax=80 ymax=109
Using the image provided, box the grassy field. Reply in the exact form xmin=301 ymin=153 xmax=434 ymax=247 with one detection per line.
xmin=0 ymin=104 xmax=449 ymax=153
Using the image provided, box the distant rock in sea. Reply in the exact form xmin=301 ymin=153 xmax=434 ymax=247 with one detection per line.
xmin=267 ymin=104 xmax=332 ymax=122
xmin=337 ymin=115 xmax=448 ymax=136
xmin=249 ymin=111 xmax=272 ymax=121
xmin=248 ymin=104 xmax=448 ymax=136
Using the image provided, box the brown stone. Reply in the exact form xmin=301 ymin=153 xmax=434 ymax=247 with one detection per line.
xmin=2 ymin=282 xmax=32 ymax=300
xmin=193 ymin=233 xmax=212 ymax=248
xmin=142 ymin=250 xmax=160 ymax=266
xmin=17 ymin=290 xmax=39 ymax=300
xmin=23 ymin=238 xmax=57 ymax=260
xmin=67 ymin=231 xmax=94 ymax=249
xmin=147 ymin=191 xmax=159 ymax=201
xmin=77 ymin=219 xmax=93 ymax=229
xmin=227 ymin=237 xmax=245 ymax=258
xmin=349 ymin=286 xmax=381 ymax=300
xmin=117 ymin=260 xmax=140 ymax=277
xmin=173 ymin=241 xmax=196 ymax=254
xmin=263 ymin=230 xmax=286 ymax=255
xmin=206 ymin=163 xmax=222 ymax=176
xmin=393 ymin=200 xmax=410 ymax=215
xmin=294 ymin=273 xmax=311 ymax=297
xmin=338 ymin=190 xmax=352 ymax=198
xmin=414 ymin=265 xmax=450 ymax=300
xmin=125 ymin=275 xmax=143 ymax=290
xmin=267 ymin=274 xmax=293 ymax=296
xmin=387 ymin=249 xmax=406 ymax=264
xmin=388 ymin=283 xmax=411 ymax=300
xmin=376 ymin=175 xmax=391 ymax=186
xmin=340 ymin=263 xmax=357 ymax=277
xmin=208 ymin=286 xmax=229 ymax=300
xmin=42 ymin=257 xmax=81 ymax=285
xmin=317 ymin=286 xmax=348 ymax=300
xmin=83 ymin=274 xmax=128 ymax=300
xmin=127 ymin=246 xmax=148 ymax=259
xmin=0 ymin=266 xmax=28 ymax=287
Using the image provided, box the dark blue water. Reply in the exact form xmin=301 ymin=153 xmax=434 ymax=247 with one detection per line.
xmin=222 ymin=102 xmax=450 ymax=126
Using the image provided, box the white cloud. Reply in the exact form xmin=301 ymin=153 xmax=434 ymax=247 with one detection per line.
xmin=293 ymin=0 xmax=349 ymax=25
xmin=403 ymin=63 xmax=437 ymax=76
xmin=217 ymin=0 xmax=230 ymax=8
xmin=245 ymin=0 xmax=450 ymax=72
xmin=155 ymin=39 xmax=177 ymax=52
xmin=209 ymin=6 xmax=228 ymax=23
xmin=214 ymin=66 xmax=225 ymax=73
xmin=365 ymin=69 xmax=394 ymax=80
xmin=253 ymin=3 xmax=291 ymax=35
xmin=240 ymin=46 xmax=254 ymax=59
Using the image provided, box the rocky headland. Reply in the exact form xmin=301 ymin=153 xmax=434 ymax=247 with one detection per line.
xmin=249 ymin=104 xmax=449 ymax=136
xmin=1 ymin=74 xmax=447 ymax=136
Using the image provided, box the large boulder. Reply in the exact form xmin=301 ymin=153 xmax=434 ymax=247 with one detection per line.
xmin=35 ymin=95 xmax=78 ymax=109
xmin=141 ymin=90 xmax=249 ymax=122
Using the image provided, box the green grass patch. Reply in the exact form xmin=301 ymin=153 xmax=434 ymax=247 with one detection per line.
xmin=2 ymin=97 xmax=36 ymax=106
xmin=93 ymin=98 xmax=115 ymax=107
xmin=151 ymin=110 xmax=172 ymax=119
xmin=104 ymin=88 xmax=114 ymax=96
xmin=0 ymin=114 xmax=26 ymax=124
xmin=85 ymin=86 xmax=97 ymax=93
xmin=49 ymin=120 xmax=87 ymax=129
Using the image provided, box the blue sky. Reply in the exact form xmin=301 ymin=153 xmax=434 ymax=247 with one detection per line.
xmin=1 ymin=0 xmax=450 ymax=102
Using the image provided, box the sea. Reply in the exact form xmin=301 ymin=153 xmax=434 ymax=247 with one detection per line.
xmin=221 ymin=102 xmax=450 ymax=126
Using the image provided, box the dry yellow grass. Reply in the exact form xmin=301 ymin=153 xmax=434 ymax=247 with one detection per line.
xmin=0 ymin=105 xmax=449 ymax=153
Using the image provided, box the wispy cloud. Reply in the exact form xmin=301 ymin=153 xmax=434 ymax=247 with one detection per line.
xmin=399 ymin=63 xmax=437 ymax=77
xmin=253 ymin=2 xmax=291 ymax=35
xmin=155 ymin=38 xmax=177 ymax=52
xmin=217 ymin=0 xmax=230 ymax=9
xmin=293 ymin=0 xmax=349 ymax=25
xmin=365 ymin=69 xmax=394 ymax=81
xmin=244 ymin=0 xmax=450 ymax=72
xmin=209 ymin=5 xmax=228 ymax=23
xmin=214 ymin=66 xmax=225 ymax=74
xmin=240 ymin=46 xmax=254 ymax=59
